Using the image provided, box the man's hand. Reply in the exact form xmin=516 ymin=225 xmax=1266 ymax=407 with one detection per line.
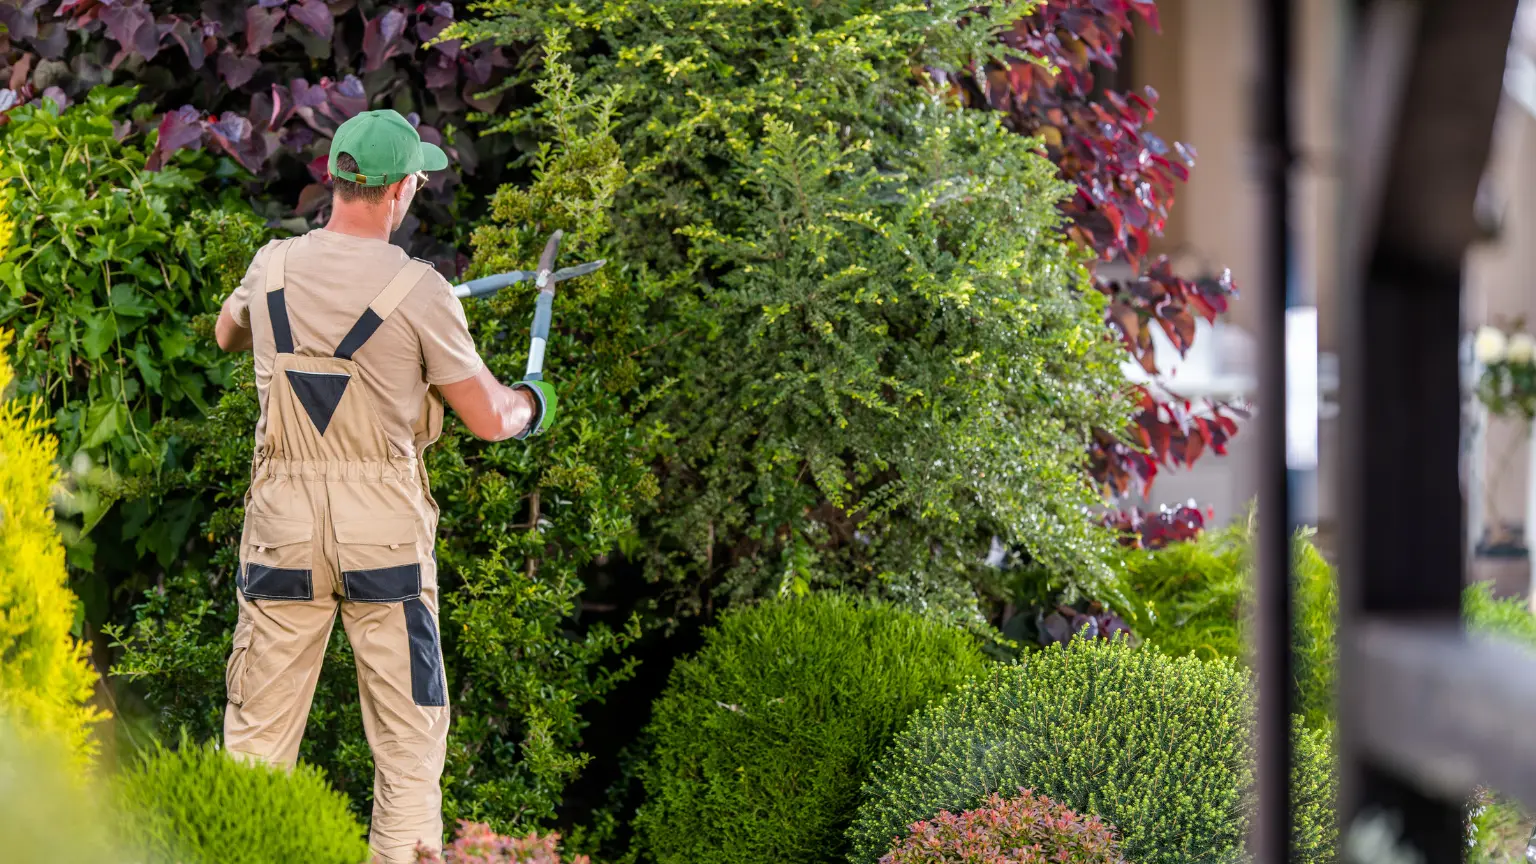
xmin=439 ymin=367 xmax=543 ymax=441
xmin=215 ymin=306 xmax=253 ymax=352
xmin=510 ymin=379 xmax=558 ymax=438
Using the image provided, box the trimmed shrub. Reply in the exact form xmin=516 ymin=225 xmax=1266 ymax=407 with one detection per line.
xmin=0 ymin=330 xmax=106 ymax=771
xmin=878 ymin=789 xmax=1125 ymax=864
xmin=116 ymin=740 xmax=371 ymax=864
xmin=846 ymin=639 xmax=1336 ymax=864
xmin=633 ymin=594 xmax=991 ymax=864
xmin=417 ymin=822 xmax=591 ymax=863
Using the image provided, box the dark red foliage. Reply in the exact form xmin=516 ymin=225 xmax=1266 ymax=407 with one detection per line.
xmin=1037 ymin=601 xmax=1134 ymax=648
xmin=880 ymin=788 xmax=1126 ymax=864
xmin=0 ymin=0 xmax=522 ymax=272
xmin=1101 ymin=502 xmax=1209 ymax=550
xmin=953 ymin=0 xmax=1245 ymax=536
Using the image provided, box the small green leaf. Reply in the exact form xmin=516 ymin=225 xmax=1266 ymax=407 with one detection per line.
xmin=0 ymin=262 xmax=22 ymax=299
xmin=132 ymin=342 xmax=163 ymax=392
xmin=82 ymin=313 xmax=117 ymax=360
xmin=83 ymin=400 xmax=124 ymax=448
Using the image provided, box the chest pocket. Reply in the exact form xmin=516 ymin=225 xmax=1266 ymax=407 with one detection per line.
xmin=336 ymin=516 xmax=422 ymax=602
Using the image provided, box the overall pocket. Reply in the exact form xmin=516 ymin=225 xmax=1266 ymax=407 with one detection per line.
xmin=226 ymin=614 xmax=254 ymax=706
xmin=241 ymin=513 xmax=314 ymax=601
xmin=335 ymin=516 xmax=423 ymax=602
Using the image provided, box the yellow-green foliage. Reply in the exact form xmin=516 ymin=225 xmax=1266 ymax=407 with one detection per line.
xmin=0 ymin=716 xmax=125 ymax=864
xmin=0 ymin=330 xmax=106 ymax=768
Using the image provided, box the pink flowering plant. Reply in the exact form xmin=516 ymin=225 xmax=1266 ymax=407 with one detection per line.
xmin=414 ymin=821 xmax=590 ymax=864
xmin=879 ymin=789 xmax=1126 ymax=864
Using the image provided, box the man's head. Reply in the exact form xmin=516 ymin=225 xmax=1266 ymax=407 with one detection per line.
xmin=327 ymin=110 xmax=449 ymax=232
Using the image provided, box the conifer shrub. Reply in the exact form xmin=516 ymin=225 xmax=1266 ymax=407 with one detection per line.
xmin=116 ymin=740 xmax=371 ymax=864
xmin=1119 ymin=516 xmax=1337 ymax=731
xmin=633 ymin=594 xmax=991 ymax=864
xmin=0 ymin=330 xmax=106 ymax=771
xmin=0 ymin=716 xmax=123 ymax=863
xmin=846 ymin=639 xmax=1336 ymax=864
xmin=878 ymin=789 xmax=1125 ymax=864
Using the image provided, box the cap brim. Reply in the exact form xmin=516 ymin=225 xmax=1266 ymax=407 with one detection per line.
xmin=418 ymin=142 xmax=449 ymax=172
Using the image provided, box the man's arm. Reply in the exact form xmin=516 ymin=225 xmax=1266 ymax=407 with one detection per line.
xmin=438 ymin=367 xmax=539 ymax=441
xmin=215 ymin=306 xmax=253 ymax=352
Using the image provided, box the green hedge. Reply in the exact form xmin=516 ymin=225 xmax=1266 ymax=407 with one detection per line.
xmin=846 ymin=638 xmax=1336 ymax=864
xmin=633 ymin=594 xmax=990 ymax=864
xmin=116 ymin=741 xmax=371 ymax=864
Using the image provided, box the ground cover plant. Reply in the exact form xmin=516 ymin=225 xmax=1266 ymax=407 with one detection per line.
xmin=879 ymin=789 xmax=1127 ymax=864
xmin=633 ymin=594 xmax=991 ymax=864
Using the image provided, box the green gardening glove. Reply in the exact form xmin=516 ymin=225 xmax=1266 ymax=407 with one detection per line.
xmin=511 ymin=379 xmax=558 ymax=439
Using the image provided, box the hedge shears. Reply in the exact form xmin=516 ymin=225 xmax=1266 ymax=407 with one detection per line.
xmin=452 ymin=230 xmax=604 ymax=384
xmin=450 ymin=231 xmax=602 ymax=437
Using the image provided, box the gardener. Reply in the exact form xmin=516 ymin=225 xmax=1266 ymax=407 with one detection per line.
xmin=212 ymin=109 xmax=554 ymax=862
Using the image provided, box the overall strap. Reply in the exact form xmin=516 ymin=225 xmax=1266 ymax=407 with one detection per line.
xmin=263 ymin=239 xmax=296 ymax=354
xmin=334 ymin=259 xmax=433 ymax=360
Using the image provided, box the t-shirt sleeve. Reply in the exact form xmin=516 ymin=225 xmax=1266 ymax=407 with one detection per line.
xmin=413 ymin=273 xmax=485 ymax=386
xmin=221 ymin=241 xmax=274 ymax=328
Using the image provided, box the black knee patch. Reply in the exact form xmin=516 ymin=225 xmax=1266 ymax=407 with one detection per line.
xmin=404 ymin=598 xmax=446 ymax=707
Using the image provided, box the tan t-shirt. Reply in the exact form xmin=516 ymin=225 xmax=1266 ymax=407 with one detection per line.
xmin=222 ymin=229 xmax=484 ymax=459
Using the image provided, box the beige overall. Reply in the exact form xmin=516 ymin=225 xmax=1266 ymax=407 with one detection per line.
xmin=224 ymin=238 xmax=449 ymax=862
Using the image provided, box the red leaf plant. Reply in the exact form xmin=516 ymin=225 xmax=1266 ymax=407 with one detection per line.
xmin=944 ymin=1 xmax=1249 ymax=543
xmin=412 ymin=821 xmax=591 ymax=864
xmin=879 ymin=788 xmax=1127 ymax=864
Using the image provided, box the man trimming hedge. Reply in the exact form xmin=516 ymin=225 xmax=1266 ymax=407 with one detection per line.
xmin=212 ymin=109 xmax=556 ymax=862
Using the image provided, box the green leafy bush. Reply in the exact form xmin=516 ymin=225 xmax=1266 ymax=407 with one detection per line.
xmin=1124 ymin=515 xmax=1536 ymax=733
xmin=448 ymin=0 xmax=1130 ymax=615
xmin=116 ymin=740 xmax=371 ymax=864
xmin=878 ymin=789 xmax=1124 ymax=864
xmin=633 ymin=594 xmax=990 ymax=864
xmin=417 ymin=822 xmax=591 ymax=863
xmin=846 ymin=639 xmax=1336 ymax=864
xmin=0 ymin=331 xmax=106 ymax=772
xmin=1119 ymin=515 xmax=1336 ymax=730
xmin=0 ymin=87 xmax=267 ymax=568
xmin=110 ymin=54 xmax=647 ymax=830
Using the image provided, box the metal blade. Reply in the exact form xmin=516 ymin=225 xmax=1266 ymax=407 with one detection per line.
xmin=550 ymin=259 xmax=607 ymax=282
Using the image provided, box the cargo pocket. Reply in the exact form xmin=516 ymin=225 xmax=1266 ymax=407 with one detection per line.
xmin=226 ymin=615 xmax=254 ymax=706
xmin=241 ymin=513 xmax=314 ymax=601
xmin=335 ymin=516 xmax=422 ymax=602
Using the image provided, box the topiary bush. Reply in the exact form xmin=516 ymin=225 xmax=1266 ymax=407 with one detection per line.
xmin=878 ymin=788 xmax=1125 ymax=864
xmin=0 ymin=329 xmax=106 ymax=772
xmin=846 ymin=638 xmax=1336 ymax=864
xmin=416 ymin=821 xmax=591 ymax=864
xmin=116 ymin=740 xmax=372 ymax=864
xmin=633 ymin=593 xmax=991 ymax=864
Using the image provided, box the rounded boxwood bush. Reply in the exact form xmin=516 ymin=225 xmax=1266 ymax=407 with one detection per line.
xmin=116 ymin=741 xmax=371 ymax=864
xmin=847 ymin=638 xmax=1336 ymax=864
xmin=633 ymin=593 xmax=991 ymax=864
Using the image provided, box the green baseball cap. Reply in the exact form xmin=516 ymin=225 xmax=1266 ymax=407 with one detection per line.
xmin=328 ymin=109 xmax=449 ymax=187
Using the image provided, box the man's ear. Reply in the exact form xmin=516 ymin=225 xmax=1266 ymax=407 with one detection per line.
xmin=390 ymin=177 xmax=411 ymax=203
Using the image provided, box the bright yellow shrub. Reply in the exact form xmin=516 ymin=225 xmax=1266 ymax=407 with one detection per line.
xmin=0 ymin=329 xmax=106 ymax=770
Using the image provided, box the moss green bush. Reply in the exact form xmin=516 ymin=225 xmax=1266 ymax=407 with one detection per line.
xmin=0 ymin=330 xmax=106 ymax=772
xmin=846 ymin=639 xmax=1336 ymax=864
xmin=116 ymin=740 xmax=371 ymax=864
xmin=1119 ymin=516 xmax=1336 ymax=731
xmin=633 ymin=593 xmax=990 ymax=864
